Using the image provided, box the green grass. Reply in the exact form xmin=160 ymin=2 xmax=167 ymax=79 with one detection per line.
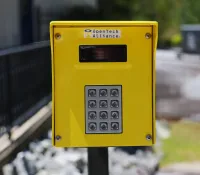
xmin=161 ymin=121 xmax=200 ymax=166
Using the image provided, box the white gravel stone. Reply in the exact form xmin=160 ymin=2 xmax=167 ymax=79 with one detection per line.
xmin=3 ymin=123 xmax=166 ymax=175
xmin=2 ymin=164 xmax=14 ymax=175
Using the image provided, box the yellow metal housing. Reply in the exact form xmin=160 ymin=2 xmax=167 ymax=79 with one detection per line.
xmin=50 ymin=21 xmax=158 ymax=147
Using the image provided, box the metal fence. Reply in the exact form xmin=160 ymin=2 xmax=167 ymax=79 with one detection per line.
xmin=0 ymin=41 xmax=51 ymax=137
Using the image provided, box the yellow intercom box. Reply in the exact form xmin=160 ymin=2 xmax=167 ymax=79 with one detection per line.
xmin=50 ymin=21 xmax=158 ymax=147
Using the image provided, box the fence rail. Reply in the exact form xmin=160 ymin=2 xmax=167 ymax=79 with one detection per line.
xmin=0 ymin=41 xmax=52 ymax=137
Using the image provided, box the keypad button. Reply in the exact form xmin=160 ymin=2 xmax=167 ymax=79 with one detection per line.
xmin=110 ymin=89 xmax=119 ymax=97
xmin=100 ymin=122 xmax=108 ymax=130
xmin=111 ymin=111 xmax=119 ymax=119
xmin=99 ymin=100 xmax=108 ymax=108
xmin=100 ymin=111 xmax=108 ymax=119
xmin=88 ymin=100 xmax=96 ymax=108
xmin=88 ymin=89 xmax=96 ymax=97
xmin=99 ymin=89 xmax=108 ymax=97
xmin=88 ymin=111 xmax=97 ymax=119
xmin=111 ymin=100 xmax=119 ymax=108
xmin=89 ymin=122 xmax=97 ymax=131
xmin=111 ymin=122 xmax=119 ymax=130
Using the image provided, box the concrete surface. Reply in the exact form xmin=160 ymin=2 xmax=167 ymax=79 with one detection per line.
xmin=157 ymin=162 xmax=200 ymax=175
xmin=156 ymin=49 xmax=200 ymax=120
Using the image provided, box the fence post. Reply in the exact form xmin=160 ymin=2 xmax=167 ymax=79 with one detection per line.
xmin=5 ymin=55 xmax=12 ymax=139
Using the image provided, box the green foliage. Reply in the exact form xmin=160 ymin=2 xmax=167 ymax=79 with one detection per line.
xmin=97 ymin=0 xmax=200 ymax=47
xmin=171 ymin=34 xmax=182 ymax=46
xmin=161 ymin=122 xmax=200 ymax=166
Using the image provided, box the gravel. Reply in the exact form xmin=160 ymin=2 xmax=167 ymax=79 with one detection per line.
xmin=2 ymin=122 xmax=169 ymax=175
xmin=2 ymin=141 xmax=161 ymax=175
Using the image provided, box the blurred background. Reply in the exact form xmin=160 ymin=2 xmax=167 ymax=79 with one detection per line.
xmin=1 ymin=0 xmax=200 ymax=175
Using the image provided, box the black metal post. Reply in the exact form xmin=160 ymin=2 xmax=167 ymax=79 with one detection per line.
xmin=88 ymin=147 xmax=109 ymax=175
xmin=20 ymin=0 xmax=33 ymax=44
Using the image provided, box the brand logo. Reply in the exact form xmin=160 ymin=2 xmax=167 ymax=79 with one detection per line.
xmin=84 ymin=29 xmax=121 ymax=38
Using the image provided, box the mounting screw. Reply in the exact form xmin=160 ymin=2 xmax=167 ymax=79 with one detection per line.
xmin=146 ymin=134 xmax=152 ymax=141
xmin=145 ymin=33 xmax=152 ymax=39
xmin=55 ymin=33 xmax=61 ymax=40
xmin=55 ymin=135 xmax=61 ymax=141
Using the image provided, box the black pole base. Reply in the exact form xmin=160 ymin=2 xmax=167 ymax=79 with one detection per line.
xmin=88 ymin=147 xmax=109 ymax=175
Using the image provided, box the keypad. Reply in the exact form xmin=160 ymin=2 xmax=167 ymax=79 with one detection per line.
xmin=85 ymin=85 xmax=122 ymax=134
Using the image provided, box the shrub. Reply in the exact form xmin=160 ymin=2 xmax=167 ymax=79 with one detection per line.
xmin=171 ymin=33 xmax=182 ymax=46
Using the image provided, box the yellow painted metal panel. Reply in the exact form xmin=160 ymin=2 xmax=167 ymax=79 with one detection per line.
xmin=50 ymin=21 xmax=158 ymax=147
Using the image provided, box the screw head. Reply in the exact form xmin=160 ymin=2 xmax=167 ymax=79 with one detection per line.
xmin=146 ymin=134 xmax=152 ymax=141
xmin=55 ymin=33 xmax=61 ymax=40
xmin=55 ymin=135 xmax=61 ymax=141
xmin=145 ymin=33 xmax=152 ymax=39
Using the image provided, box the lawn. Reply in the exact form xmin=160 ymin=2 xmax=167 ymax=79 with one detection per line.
xmin=161 ymin=121 xmax=200 ymax=166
